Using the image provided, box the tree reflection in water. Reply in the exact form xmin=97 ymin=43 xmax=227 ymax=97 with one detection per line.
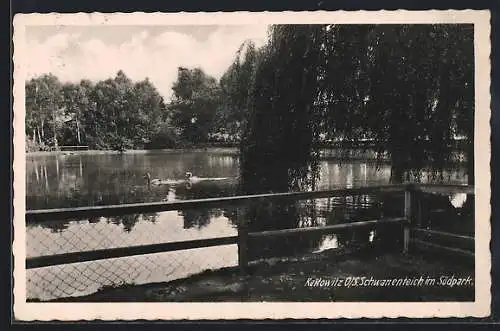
xmin=36 ymin=213 xmax=160 ymax=233
xmin=29 ymin=166 xmax=170 ymax=233
xmin=27 ymin=153 xmax=472 ymax=248
xmin=37 ymin=220 xmax=71 ymax=233
xmin=107 ymin=213 xmax=158 ymax=233
xmin=33 ymin=178 xmax=238 ymax=233
xmin=241 ymin=192 xmax=409 ymax=262
xmin=175 ymin=180 xmax=237 ymax=230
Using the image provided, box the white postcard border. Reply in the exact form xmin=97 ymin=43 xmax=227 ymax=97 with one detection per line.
xmin=12 ymin=10 xmax=492 ymax=320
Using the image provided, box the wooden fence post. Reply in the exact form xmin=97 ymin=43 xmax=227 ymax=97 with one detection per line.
xmin=237 ymin=206 xmax=248 ymax=274
xmin=413 ymin=189 xmax=423 ymax=228
xmin=403 ymin=187 xmax=412 ymax=254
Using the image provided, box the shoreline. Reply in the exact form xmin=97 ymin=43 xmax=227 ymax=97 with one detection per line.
xmin=25 ymin=147 xmax=240 ymax=157
xmin=24 ymin=148 xmax=391 ymax=164
xmin=25 ymin=148 xmax=469 ymax=166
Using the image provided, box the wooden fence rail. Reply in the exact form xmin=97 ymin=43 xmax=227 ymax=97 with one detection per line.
xmin=412 ymin=228 xmax=475 ymax=241
xmin=26 ymin=217 xmax=407 ymax=269
xmin=25 ymin=183 xmax=472 ymax=223
xmin=26 ymin=236 xmax=239 ymax=269
xmin=247 ymin=218 xmax=406 ymax=239
xmin=25 ymin=184 xmax=474 ymax=271
xmin=410 ymin=238 xmax=475 ymax=258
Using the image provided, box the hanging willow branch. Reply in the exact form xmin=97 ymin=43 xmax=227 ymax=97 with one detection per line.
xmin=236 ymin=24 xmax=474 ymax=193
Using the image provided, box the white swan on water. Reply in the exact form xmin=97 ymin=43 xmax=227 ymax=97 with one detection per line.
xmin=144 ymin=172 xmax=228 ymax=186
xmin=184 ymin=171 xmax=227 ymax=183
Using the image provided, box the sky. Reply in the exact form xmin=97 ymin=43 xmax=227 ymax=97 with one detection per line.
xmin=25 ymin=25 xmax=269 ymax=100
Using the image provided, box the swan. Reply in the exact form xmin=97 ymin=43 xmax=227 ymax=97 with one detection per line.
xmin=143 ymin=172 xmax=184 ymax=186
xmin=144 ymin=171 xmax=229 ymax=187
xmin=184 ymin=171 xmax=228 ymax=182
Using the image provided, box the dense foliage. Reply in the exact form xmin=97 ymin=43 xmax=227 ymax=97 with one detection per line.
xmin=217 ymin=41 xmax=259 ymax=138
xmin=236 ymin=24 xmax=474 ymax=190
xmin=320 ymin=24 xmax=474 ymax=184
xmin=169 ymin=67 xmax=221 ymax=144
xmin=240 ymin=26 xmax=324 ymax=194
xmin=25 ymin=68 xmax=241 ymax=151
xmin=26 ymin=71 xmax=169 ymax=151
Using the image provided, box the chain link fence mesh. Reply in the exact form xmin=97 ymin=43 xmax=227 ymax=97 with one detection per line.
xmin=26 ymin=208 xmax=239 ymax=301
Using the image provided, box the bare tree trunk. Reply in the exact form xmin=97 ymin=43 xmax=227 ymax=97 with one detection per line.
xmin=53 ymin=137 xmax=58 ymax=149
xmin=37 ymin=96 xmax=44 ymax=141
xmin=76 ymin=118 xmax=81 ymax=144
xmin=41 ymin=119 xmax=45 ymax=139
xmin=52 ymin=115 xmax=58 ymax=150
xmin=37 ymin=127 xmax=42 ymax=146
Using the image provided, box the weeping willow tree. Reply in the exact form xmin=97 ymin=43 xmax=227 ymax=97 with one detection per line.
xmin=225 ymin=26 xmax=329 ymax=260
xmin=321 ymin=24 xmax=474 ymax=184
xmin=217 ymin=41 xmax=260 ymax=137
xmin=237 ymin=24 xmax=474 ymax=190
xmin=226 ymin=24 xmax=474 ymax=259
xmin=240 ymin=25 xmax=326 ymax=194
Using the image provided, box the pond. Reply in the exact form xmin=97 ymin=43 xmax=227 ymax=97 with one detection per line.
xmin=25 ymin=148 xmax=470 ymax=301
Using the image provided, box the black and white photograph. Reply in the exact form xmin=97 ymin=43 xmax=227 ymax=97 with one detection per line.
xmin=13 ymin=11 xmax=491 ymax=320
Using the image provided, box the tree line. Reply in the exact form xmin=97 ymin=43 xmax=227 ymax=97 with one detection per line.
xmin=26 ymin=71 xmax=166 ymax=151
xmin=25 ymin=67 xmax=242 ymax=152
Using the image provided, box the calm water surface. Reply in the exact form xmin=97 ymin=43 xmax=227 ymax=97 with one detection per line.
xmin=25 ymin=149 xmax=468 ymax=300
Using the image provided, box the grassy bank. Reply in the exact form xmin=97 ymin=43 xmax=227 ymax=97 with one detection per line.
xmin=45 ymin=247 xmax=474 ymax=302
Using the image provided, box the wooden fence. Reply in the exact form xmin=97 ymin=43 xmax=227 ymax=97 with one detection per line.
xmin=25 ymin=183 xmax=474 ymax=271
